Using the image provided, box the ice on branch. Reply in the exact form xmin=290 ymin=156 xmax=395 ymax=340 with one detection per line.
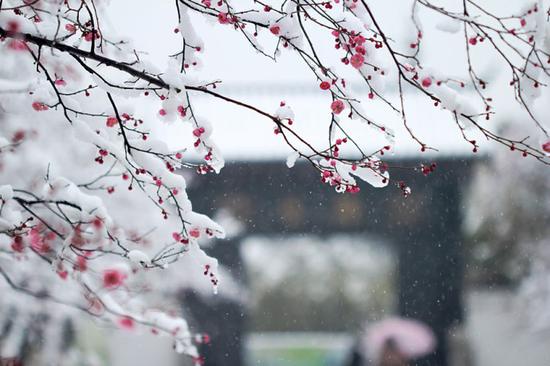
xmin=286 ymin=151 xmax=300 ymax=168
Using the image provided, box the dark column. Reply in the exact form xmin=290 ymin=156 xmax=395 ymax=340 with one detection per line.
xmin=180 ymin=237 xmax=248 ymax=366
xmin=396 ymin=166 xmax=465 ymax=366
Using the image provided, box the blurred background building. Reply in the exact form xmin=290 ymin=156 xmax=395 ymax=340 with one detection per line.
xmin=182 ymin=157 xmax=468 ymax=366
xmin=96 ymin=154 xmax=550 ymax=366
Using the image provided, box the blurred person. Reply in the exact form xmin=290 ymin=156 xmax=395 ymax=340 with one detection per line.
xmin=344 ymin=317 xmax=435 ymax=366
xmin=379 ymin=339 xmax=408 ymax=366
xmin=345 ymin=338 xmax=407 ymax=366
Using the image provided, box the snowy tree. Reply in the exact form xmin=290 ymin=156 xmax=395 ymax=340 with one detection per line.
xmin=466 ymin=120 xmax=550 ymax=328
xmin=0 ymin=0 xmax=550 ymax=364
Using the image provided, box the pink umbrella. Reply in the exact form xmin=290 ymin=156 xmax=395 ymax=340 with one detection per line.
xmin=362 ymin=317 xmax=437 ymax=361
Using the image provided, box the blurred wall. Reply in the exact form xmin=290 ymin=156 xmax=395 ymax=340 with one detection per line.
xmin=465 ymin=290 xmax=550 ymax=366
